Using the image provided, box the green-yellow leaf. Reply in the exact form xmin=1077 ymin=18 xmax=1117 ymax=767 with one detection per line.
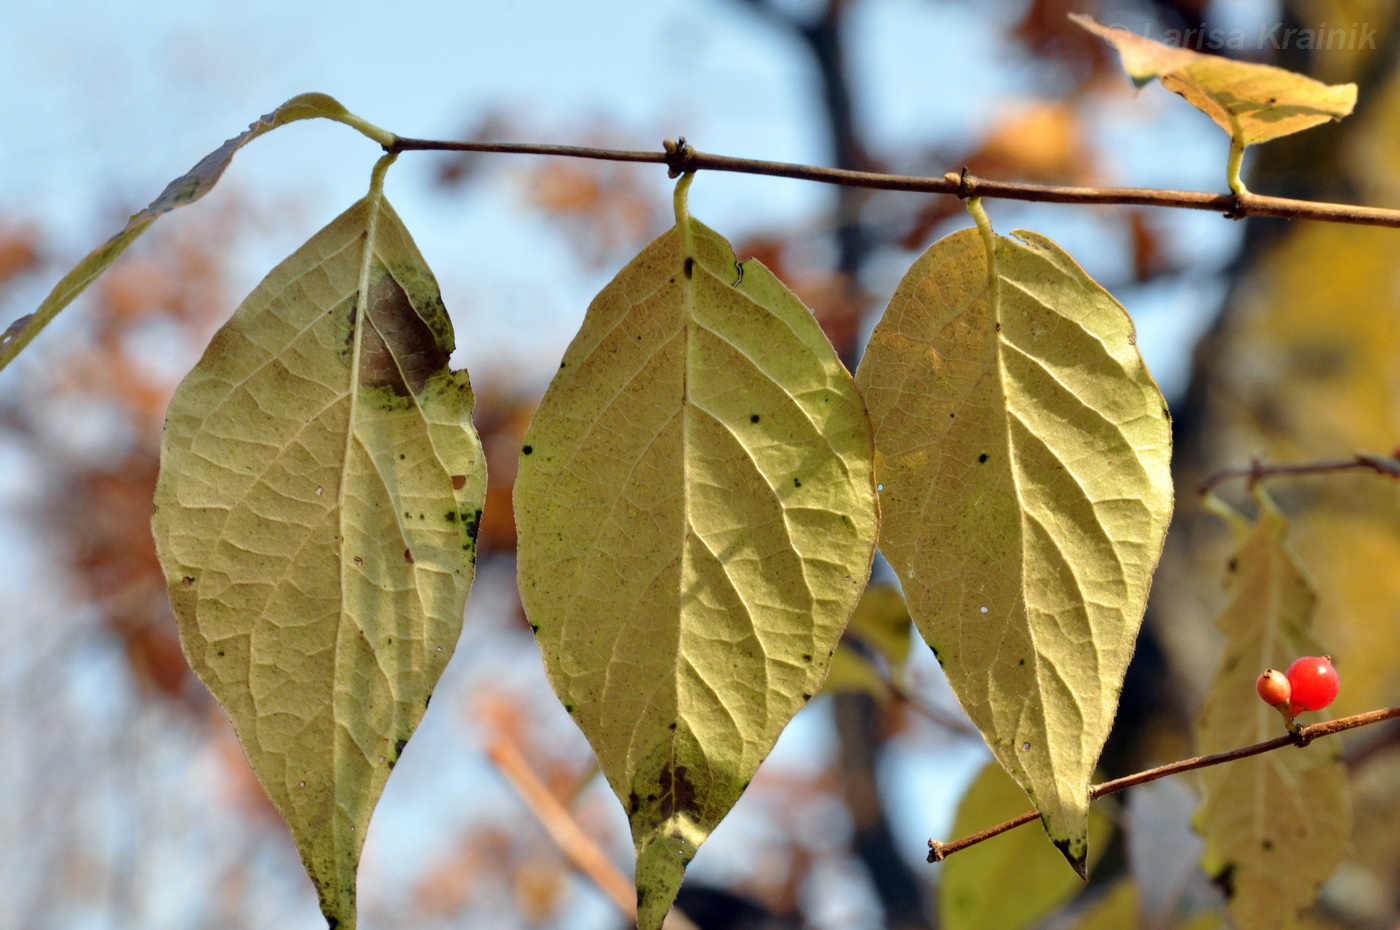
xmin=1072 ymin=14 xmax=1356 ymax=148
xmin=1067 ymin=881 xmax=1139 ymax=930
xmin=940 ymin=761 xmax=1112 ymax=930
xmin=855 ymin=221 xmax=1172 ymax=875
xmin=151 ymin=155 xmax=484 ymax=930
xmin=1 ymin=93 xmax=394 ymax=372
xmin=514 ymin=175 xmax=878 ymax=930
xmin=825 ymin=583 xmax=913 ymax=699
xmin=1193 ymin=492 xmax=1350 ymax=930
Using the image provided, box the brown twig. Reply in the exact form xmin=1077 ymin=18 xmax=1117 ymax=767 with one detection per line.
xmin=927 ymin=706 xmax=1400 ymax=863
xmin=1197 ymin=452 xmax=1400 ymax=496
xmin=386 ymin=137 xmax=1400 ymax=229
xmin=485 ymin=733 xmax=702 ymax=930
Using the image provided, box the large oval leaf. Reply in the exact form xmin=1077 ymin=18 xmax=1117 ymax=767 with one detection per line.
xmin=1193 ymin=493 xmax=1350 ymax=930
xmin=515 ymin=176 xmax=878 ymax=930
xmin=152 ymin=157 xmax=485 ymax=930
xmin=855 ymin=224 xmax=1172 ymax=874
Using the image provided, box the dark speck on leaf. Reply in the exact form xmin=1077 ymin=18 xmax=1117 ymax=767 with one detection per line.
xmin=395 ymin=739 xmax=407 ymax=755
xmin=802 ymin=653 xmax=812 ymax=662
xmin=683 ymin=257 xmax=695 ymax=278
xmin=446 ymin=511 xmax=456 ymax=522
xmin=750 ymin=414 xmax=760 ymax=423
xmin=181 ymin=576 xmax=195 ymax=586
xmin=978 ymin=453 xmax=989 ymax=463
xmin=522 ymin=445 xmax=533 ymax=455
xmin=793 ymin=478 xmax=802 ymax=488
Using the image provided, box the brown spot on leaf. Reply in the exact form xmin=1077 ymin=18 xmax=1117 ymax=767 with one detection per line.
xmin=403 ymin=548 xmax=413 ymax=563
xmin=657 ymin=763 xmax=698 ymax=819
xmin=357 ymin=269 xmax=448 ymax=395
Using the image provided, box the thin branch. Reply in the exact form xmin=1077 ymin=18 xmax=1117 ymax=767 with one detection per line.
xmin=927 ymin=705 xmax=1400 ymax=863
xmin=486 ymin=733 xmax=701 ymax=930
xmin=386 ymin=137 xmax=1400 ymax=229
xmin=1197 ymin=452 xmax=1400 ymax=495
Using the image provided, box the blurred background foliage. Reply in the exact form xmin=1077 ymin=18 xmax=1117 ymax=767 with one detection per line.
xmin=0 ymin=0 xmax=1398 ymax=928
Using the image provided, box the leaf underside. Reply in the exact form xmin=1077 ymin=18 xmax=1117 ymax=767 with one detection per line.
xmin=1194 ymin=496 xmax=1351 ymax=930
xmin=515 ymin=194 xmax=878 ymax=930
xmin=1 ymin=93 xmax=367 ymax=373
xmin=152 ymin=185 xmax=485 ymax=930
xmin=856 ymin=226 xmax=1172 ymax=874
xmin=1072 ymin=14 xmax=1356 ymax=147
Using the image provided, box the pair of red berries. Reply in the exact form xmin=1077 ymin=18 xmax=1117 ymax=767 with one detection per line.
xmin=1256 ymin=656 xmax=1339 ymax=718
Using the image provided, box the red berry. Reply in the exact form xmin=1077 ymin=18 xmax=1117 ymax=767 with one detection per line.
xmin=1256 ymin=668 xmax=1291 ymax=708
xmin=1285 ymin=655 xmax=1339 ymax=715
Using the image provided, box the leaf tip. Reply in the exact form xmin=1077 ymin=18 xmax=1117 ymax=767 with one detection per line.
xmin=1053 ymin=835 xmax=1090 ymax=880
xmin=635 ymin=833 xmax=692 ymax=930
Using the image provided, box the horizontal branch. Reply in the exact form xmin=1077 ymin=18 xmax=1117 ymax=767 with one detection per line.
xmin=1197 ymin=452 xmax=1400 ymax=495
xmin=927 ymin=705 xmax=1400 ymax=863
xmin=388 ymin=136 xmax=1400 ymax=229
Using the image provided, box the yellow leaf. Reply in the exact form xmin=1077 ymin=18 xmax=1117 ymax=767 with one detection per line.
xmin=1072 ymin=15 xmax=1356 ymax=147
xmin=152 ymin=155 xmax=485 ymax=930
xmin=1066 ymin=881 xmax=1139 ymax=930
xmin=855 ymin=220 xmax=1172 ymax=875
xmin=514 ymin=174 xmax=878 ymax=930
xmin=1193 ymin=493 xmax=1351 ymax=930
xmin=2 ymin=93 xmax=393 ymax=372
xmin=939 ymin=761 xmax=1112 ymax=930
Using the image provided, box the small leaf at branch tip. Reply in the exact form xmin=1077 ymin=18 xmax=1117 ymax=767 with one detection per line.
xmin=2 ymin=93 xmax=389 ymax=372
xmin=1071 ymin=14 xmax=1356 ymax=148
